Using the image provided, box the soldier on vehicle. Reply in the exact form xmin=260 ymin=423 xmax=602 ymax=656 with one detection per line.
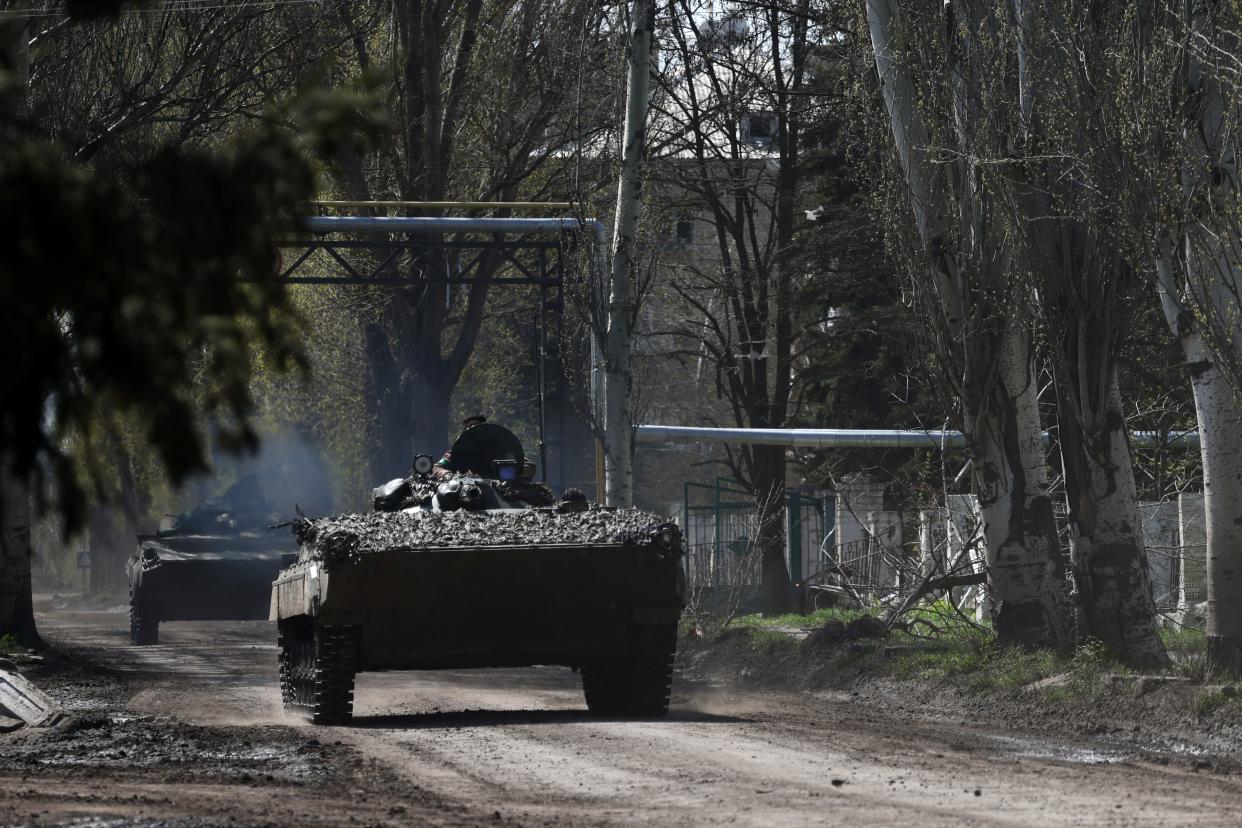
xmin=431 ymin=415 xmax=527 ymax=479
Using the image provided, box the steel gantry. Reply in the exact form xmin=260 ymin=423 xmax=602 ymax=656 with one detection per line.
xmin=273 ymin=210 xmax=606 ymax=491
xmin=277 ymin=216 xmax=597 ymax=290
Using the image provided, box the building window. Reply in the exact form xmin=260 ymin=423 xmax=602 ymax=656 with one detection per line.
xmin=676 ymin=219 xmax=695 ymax=244
xmin=746 ymin=112 xmax=775 ymax=141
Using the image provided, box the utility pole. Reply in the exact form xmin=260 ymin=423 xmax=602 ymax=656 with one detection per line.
xmin=605 ymin=0 xmax=654 ymax=506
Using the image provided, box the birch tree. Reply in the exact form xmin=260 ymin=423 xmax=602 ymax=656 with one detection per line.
xmin=1067 ymin=0 xmax=1242 ymax=671
xmin=1136 ymin=0 xmax=1242 ymax=672
xmin=862 ymin=0 xmax=1072 ymax=647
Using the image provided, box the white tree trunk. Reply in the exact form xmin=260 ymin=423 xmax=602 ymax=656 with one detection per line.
xmin=1158 ymin=251 xmax=1242 ymax=670
xmin=1006 ymin=0 xmax=1162 ymax=662
xmin=865 ymin=0 xmax=1070 ymax=647
xmin=1060 ymin=379 xmax=1167 ymax=666
xmin=1154 ymin=1 xmax=1242 ymax=670
xmin=604 ymin=0 xmax=654 ymax=506
xmin=1186 ymin=358 xmax=1242 ymax=670
xmin=966 ymin=324 xmax=1072 ymax=646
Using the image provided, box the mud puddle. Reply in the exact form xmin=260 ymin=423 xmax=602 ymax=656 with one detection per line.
xmin=985 ymin=734 xmax=1136 ymax=765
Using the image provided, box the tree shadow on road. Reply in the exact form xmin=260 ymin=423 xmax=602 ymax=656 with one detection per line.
xmin=348 ymin=707 xmax=751 ymax=730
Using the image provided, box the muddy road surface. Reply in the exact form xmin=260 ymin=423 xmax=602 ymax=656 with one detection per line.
xmin=3 ymin=602 xmax=1240 ymax=827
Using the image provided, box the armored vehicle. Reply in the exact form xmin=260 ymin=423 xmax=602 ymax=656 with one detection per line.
xmin=127 ymin=475 xmax=296 ymax=645
xmin=271 ymin=425 xmax=684 ymax=724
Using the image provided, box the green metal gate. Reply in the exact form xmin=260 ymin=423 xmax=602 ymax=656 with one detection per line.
xmin=682 ymin=479 xmax=832 ymax=589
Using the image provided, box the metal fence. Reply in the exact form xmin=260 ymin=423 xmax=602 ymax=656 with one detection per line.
xmin=832 ymin=536 xmax=889 ymax=594
xmin=682 ymin=479 xmax=832 ymax=589
xmin=789 ymin=491 xmax=831 ymax=583
xmin=800 ymin=495 xmax=1207 ymax=615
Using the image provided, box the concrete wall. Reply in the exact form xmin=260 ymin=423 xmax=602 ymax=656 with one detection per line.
xmin=834 ymin=475 xmax=885 ymax=553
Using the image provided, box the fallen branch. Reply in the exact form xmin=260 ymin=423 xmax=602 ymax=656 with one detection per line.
xmin=883 ymin=569 xmax=987 ymax=629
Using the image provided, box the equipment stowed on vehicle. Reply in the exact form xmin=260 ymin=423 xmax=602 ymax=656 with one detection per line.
xmin=270 ymin=424 xmax=685 ymax=724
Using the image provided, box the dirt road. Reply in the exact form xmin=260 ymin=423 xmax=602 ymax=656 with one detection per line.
xmin=4 ymin=603 xmax=1241 ymax=826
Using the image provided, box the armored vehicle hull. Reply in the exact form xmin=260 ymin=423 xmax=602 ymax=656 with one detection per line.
xmin=126 ymin=474 xmax=297 ymax=645
xmin=271 ymin=508 xmax=684 ymax=724
xmin=128 ymin=533 xmax=293 ymax=645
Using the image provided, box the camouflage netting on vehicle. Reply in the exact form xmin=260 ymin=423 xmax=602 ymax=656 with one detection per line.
xmin=289 ymin=507 xmax=681 ymax=569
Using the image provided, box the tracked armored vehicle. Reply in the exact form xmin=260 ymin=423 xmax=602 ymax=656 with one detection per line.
xmin=127 ymin=475 xmax=296 ymax=645
xmin=271 ymin=424 xmax=684 ymax=724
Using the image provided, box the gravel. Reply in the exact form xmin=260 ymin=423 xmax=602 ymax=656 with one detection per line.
xmin=289 ymin=506 xmax=679 ymax=568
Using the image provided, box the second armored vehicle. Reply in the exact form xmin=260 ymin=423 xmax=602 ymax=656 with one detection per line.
xmin=128 ymin=475 xmax=296 ymax=645
xmin=271 ymin=424 xmax=685 ymax=723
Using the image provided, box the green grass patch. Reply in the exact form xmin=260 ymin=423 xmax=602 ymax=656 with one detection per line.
xmin=1039 ymin=639 xmax=1137 ymax=703
xmin=746 ymin=629 xmax=802 ymax=655
xmin=0 ymin=634 xmax=22 ymax=655
xmin=883 ymin=642 xmax=1066 ymax=693
xmin=732 ymin=606 xmax=872 ymax=630
xmin=1161 ymin=626 xmax=1207 ymax=654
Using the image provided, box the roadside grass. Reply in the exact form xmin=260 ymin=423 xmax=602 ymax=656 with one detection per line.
xmin=882 ymin=641 xmax=1066 ymax=693
xmin=889 ymin=601 xmax=992 ymax=645
xmin=694 ymin=604 xmax=1242 ymax=731
xmin=0 ymin=634 xmax=22 ymax=656
xmin=1159 ymin=626 xmax=1211 ymax=679
xmin=1161 ymin=626 xmax=1207 ymax=654
xmin=729 ymin=600 xmax=1039 ymax=692
xmin=820 ymin=605 xmax=1123 ymax=697
xmin=698 ymin=604 xmax=1221 ymax=701
xmin=732 ymin=607 xmax=871 ymax=630
xmin=733 ymin=601 xmax=990 ymax=640
xmin=747 ymin=629 xmax=803 ymax=656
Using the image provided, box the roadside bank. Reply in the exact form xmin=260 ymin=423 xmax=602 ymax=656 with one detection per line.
xmin=679 ymin=611 xmax=1242 ymax=773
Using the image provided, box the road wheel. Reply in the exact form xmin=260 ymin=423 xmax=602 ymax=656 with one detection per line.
xmin=129 ymin=594 xmax=159 ymax=645
xmin=277 ymin=627 xmax=295 ymax=707
xmin=582 ymin=622 xmax=677 ymax=717
xmin=280 ymin=623 xmax=357 ymax=725
xmin=311 ymin=626 xmax=357 ymax=724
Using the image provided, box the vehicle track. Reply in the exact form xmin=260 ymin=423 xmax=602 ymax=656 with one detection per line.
xmin=19 ymin=606 xmax=1242 ymax=827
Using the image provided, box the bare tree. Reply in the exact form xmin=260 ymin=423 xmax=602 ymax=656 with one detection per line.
xmin=1134 ymin=0 xmax=1242 ymax=672
xmin=29 ymin=5 xmax=332 ymax=164
xmin=649 ymin=0 xmax=812 ymax=613
xmin=329 ymin=0 xmax=615 ymax=476
xmin=862 ymin=0 xmax=1072 ymax=648
xmin=1002 ymin=0 xmax=1167 ymax=666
